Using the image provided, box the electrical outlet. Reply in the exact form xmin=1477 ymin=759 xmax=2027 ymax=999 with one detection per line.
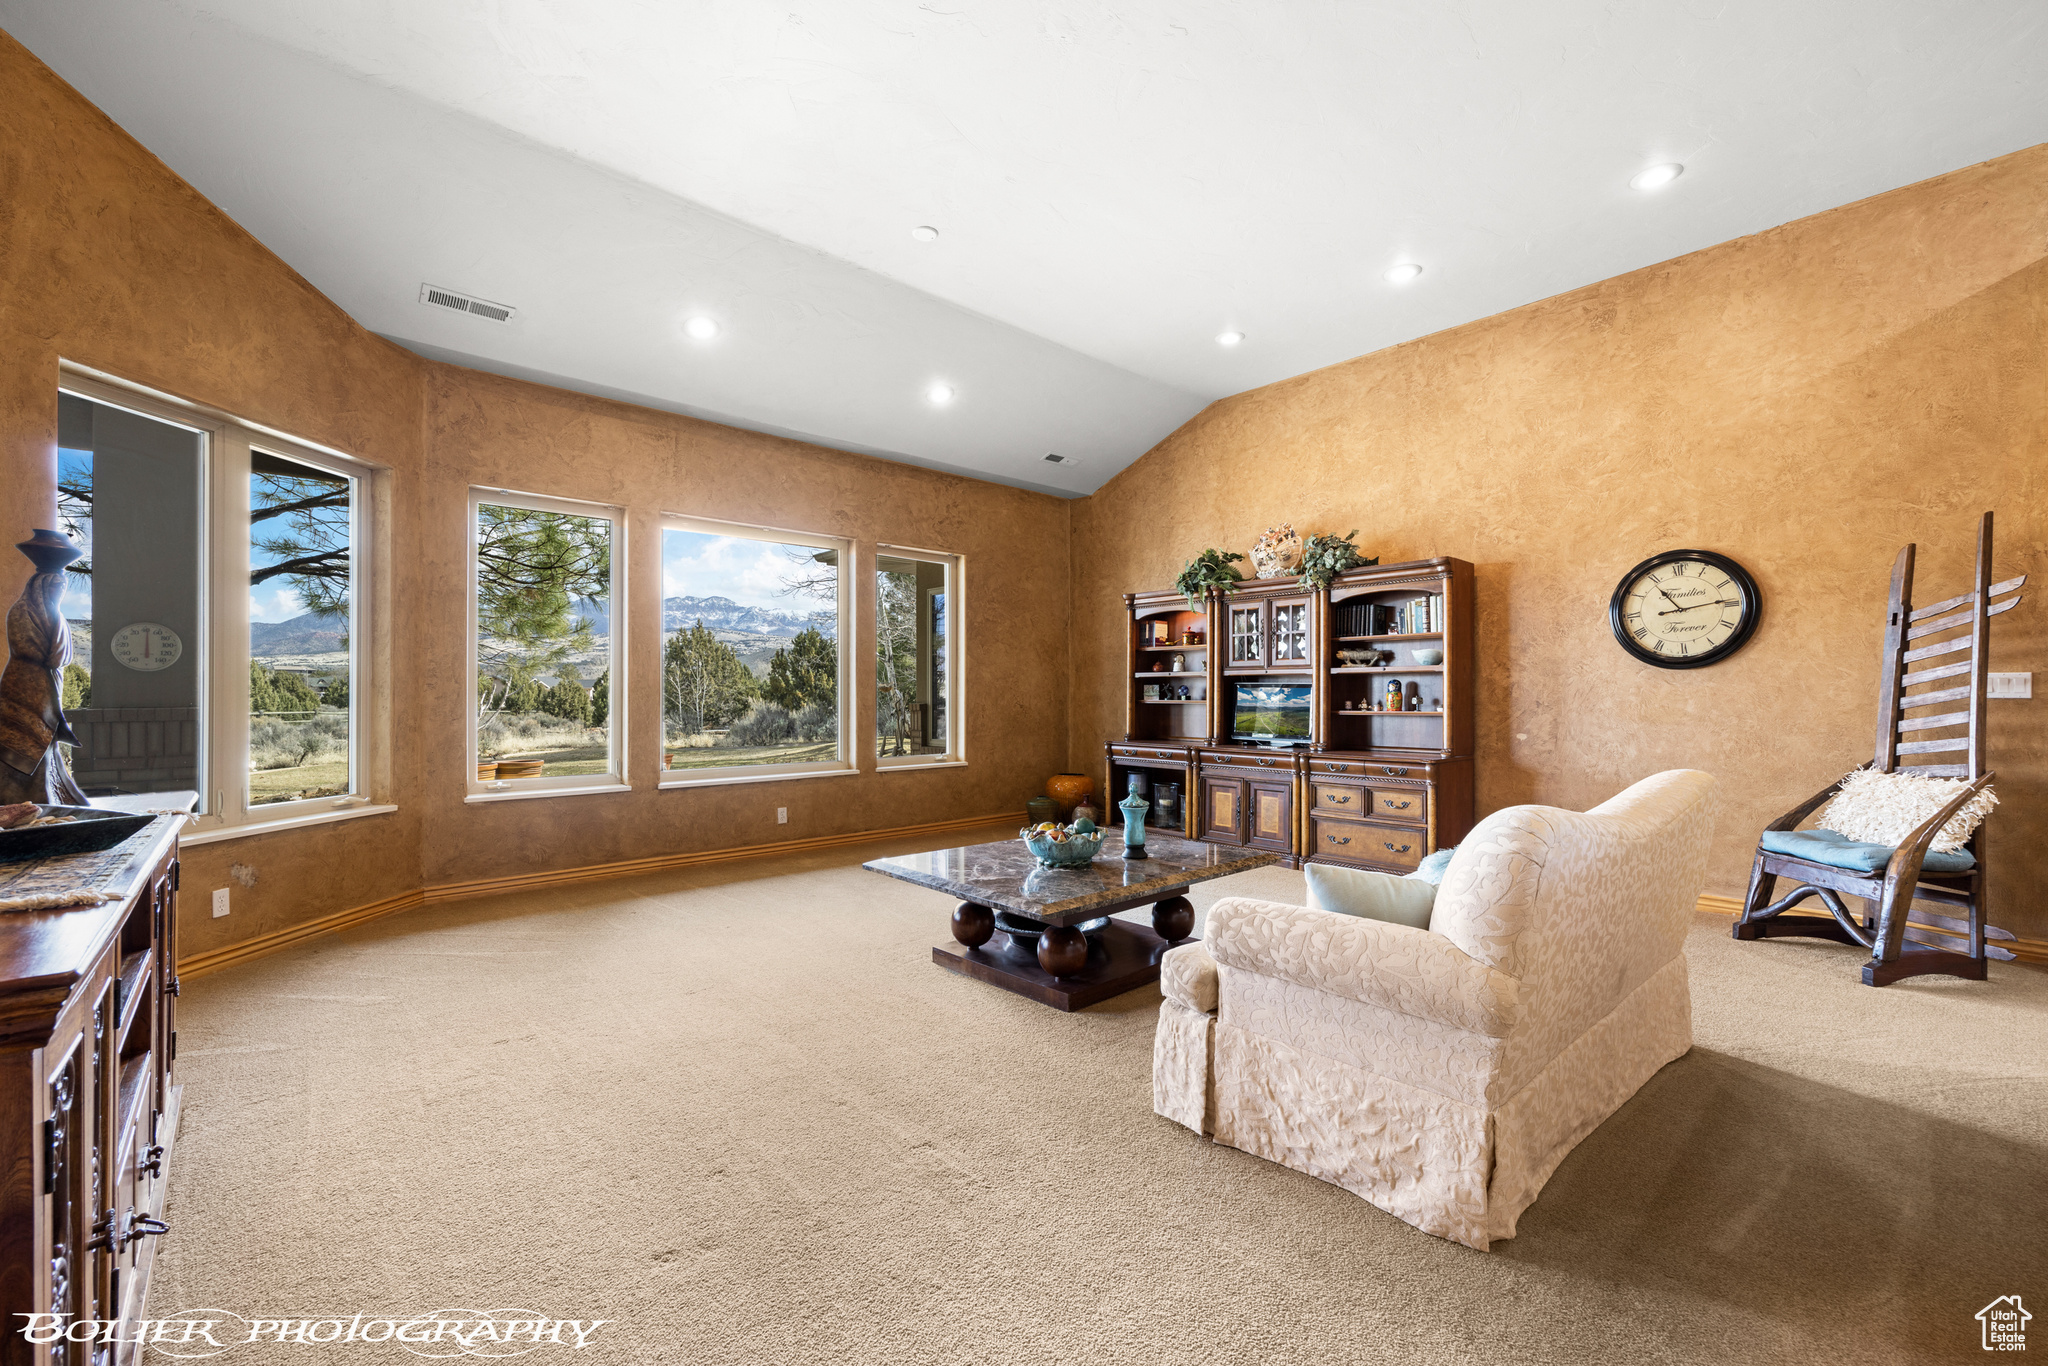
xmin=1988 ymin=672 xmax=2032 ymax=699
xmin=211 ymin=888 xmax=230 ymax=918
xmin=777 ymin=807 xmax=788 ymax=825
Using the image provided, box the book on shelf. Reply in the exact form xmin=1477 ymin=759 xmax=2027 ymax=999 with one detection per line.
xmin=1337 ymin=593 xmax=1445 ymax=637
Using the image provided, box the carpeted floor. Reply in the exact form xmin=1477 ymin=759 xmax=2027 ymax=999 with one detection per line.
xmin=155 ymin=823 xmax=2048 ymax=1364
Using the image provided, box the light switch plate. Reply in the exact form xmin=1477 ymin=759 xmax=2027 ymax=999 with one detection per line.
xmin=777 ymin=807 xmax=788 ymax=824
xmin=1988 ymin=672 xmax=2032 ymax=699
xmin=211 ymin=888 xmax=230 ymax=917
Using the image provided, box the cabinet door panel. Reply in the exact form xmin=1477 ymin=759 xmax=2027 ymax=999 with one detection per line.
xmin=1247 ymin=779 xmax=1295 ymax=853
xmin=1200 ymin=775 xmax=1246 ymax=844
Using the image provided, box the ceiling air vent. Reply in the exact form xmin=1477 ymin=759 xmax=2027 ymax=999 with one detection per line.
xmin=419 ymin=283 xmax=517 ymax=324
xmin=1043 ymin=453 xmax=1079 ymax=465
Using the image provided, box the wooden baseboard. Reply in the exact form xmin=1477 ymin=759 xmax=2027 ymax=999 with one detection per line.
xmin=179 ymin=810 xmax=1026 ymax=980
xmin=1695 ymin=894 xmax=2047 ymax=966
xmin=178 ymin=888 xmax=426 ymax=980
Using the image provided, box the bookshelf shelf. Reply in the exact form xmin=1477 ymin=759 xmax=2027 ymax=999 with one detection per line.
xmin=1330 ymin=665 xmax=1444 ymax=674
xmin=1134 ymin=671 xmax=1205 ymax=678
xmin=1335 ymin=632 xmax=1443 ymax=643
xmin=1337 ymin=710 xmax=1444 ymax=717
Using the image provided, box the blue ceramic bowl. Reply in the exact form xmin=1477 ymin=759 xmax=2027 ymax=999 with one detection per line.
xmin=1020 ymin=825 xmax=1107 ymax=869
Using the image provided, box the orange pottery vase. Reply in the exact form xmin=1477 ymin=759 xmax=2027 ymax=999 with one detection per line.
xmin=1045 ymin=772 xmax=1094 ymax=818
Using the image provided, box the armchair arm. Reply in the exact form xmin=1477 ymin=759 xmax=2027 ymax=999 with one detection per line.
xmin=1766 ymin=761 xmax=1871 ymax=832
xmin=1205 ymin=897 xmax=1521 ymax=1038
xmin=1159 ymin=942 xmax=1217 ymax=1013
xmin=1881 ymin=770 xmax=1994 ymax=895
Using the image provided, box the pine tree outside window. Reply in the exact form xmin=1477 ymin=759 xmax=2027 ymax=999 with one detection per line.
xmin=658 ymin=515 xmax=852 ymax=786
xmin=468 ymin=488 xmax=626 ymax=800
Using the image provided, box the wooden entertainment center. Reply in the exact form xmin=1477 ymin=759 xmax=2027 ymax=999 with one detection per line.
xmin=1106 ymin=557 xmax=1475 ymax=872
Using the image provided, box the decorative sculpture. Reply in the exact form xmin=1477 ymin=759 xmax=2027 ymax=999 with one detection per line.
xmin=0 ymin=530 xmax=91 ymax=807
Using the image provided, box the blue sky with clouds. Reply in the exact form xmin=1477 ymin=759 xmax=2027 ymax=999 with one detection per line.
xmin=661 ymin=529 xmax=834 ymax=610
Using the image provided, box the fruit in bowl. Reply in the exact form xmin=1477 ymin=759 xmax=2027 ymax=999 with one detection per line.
xmin=1020 ymin=818 xmax=1107 ymax=869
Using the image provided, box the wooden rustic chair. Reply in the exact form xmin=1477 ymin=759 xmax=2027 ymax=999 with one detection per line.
xmin=1733 ymin=512 xmax=2025 ymax=986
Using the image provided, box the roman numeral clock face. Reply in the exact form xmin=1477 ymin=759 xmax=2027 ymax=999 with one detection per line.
xmin=1609 ymin=550 xmax=1761 ymax=669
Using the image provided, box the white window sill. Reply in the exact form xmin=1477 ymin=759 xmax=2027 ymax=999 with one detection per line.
xmin=181 ymin=802 xmax=397 ymax=846
xmin=465 ymin=783 xmax=633 ymax=804
xmin=874 ymin=758 xmax=969 ymax=773
xmin=658 ymin=764 xmax=858 ymax=790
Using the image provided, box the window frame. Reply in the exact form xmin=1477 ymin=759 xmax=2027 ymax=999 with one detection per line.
xmin=57 ymin=364 xmax=388 ymax=839
xmin=656 ymin=513 xmax=855 ymax=789
xmin=466 ymin=486 xmax=629 ymax=803
xmin=873 ymin=543 xmax=965 ymax=771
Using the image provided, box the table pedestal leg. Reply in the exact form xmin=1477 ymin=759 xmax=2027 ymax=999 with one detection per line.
xmin=951 ymin=901 xmax=995 ymax=948
xmin=1152 ymin=895 xmax=1194 ymax=944
xmin=1037 ymin=925 xmax=1088 ymax=977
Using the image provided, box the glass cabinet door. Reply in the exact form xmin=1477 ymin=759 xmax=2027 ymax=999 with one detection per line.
xmin=1229 ymin=605 xmax=1263 ymax=664
xmin=1272 ymin=603 xmax=1308 ymax=662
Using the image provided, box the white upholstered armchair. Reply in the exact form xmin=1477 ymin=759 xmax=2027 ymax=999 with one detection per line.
xmin=1153 ymin=769 xmax=1716 ymax=1250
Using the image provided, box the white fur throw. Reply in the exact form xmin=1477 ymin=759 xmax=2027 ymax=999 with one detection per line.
xmin=1815 ymin=768 xmax=1998 ymax=853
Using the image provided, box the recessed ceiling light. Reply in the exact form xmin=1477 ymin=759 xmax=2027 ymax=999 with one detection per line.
xmin=1216 ymin=330 xmax=1245 ymax=347
xmin=683 ymin=316 xmax=719 ymax=340
xmin=1383 ymin=263 xmax=1424 ymax=285
xmin=926 ymin=382 xmax=955 ymax=405
xmin=910 ymin=225 xmax=940 ymax=242
xmin=1630 ymin=163 xmax=1684 ymax=191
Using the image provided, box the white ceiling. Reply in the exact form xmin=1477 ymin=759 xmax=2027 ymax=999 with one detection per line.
xmin=6 ymin=2 xmax=2045 ymax=495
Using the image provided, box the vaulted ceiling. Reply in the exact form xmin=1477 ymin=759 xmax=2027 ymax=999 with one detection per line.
xmin=7 ymin=2 xmax=2045 ymax=494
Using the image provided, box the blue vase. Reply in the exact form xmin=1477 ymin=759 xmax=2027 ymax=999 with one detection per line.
xmin=1119 ymin=791 xmax=1150 ymax=858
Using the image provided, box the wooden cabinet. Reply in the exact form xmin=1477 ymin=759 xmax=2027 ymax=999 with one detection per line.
xmin=3 ymin=819 xmax=182 ymax=1364
xmin=1122 ymin=557 xmax=1477 ymax=872
xmin=1224 ymin=592 xmax=1314 ymax=674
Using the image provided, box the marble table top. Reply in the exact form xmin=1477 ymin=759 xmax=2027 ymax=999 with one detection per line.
xmin=863 ymin=832 xmax=1277 ymax=927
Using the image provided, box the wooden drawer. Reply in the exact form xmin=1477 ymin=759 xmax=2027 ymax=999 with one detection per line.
xmin=1201 ymin=750 xmax=1296 ymax=775
xmin=1112 ymin=742 xmax=1191 ymax=765
xmin=1312 ymin=781 xmax=1370 ymax=816
xmin=1312 ymin=817 xmax=1426 ymax=870
xmin=1370 ymin=786 xmax=1429 ymax=825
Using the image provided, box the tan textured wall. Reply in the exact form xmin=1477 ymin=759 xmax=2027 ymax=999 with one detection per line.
xmin=1071 ymin=146 xmax=2048 ymax=938
xmin=414 ymin=367 xmax=1069 ymax=887
xmin=0 ymin=31 xmax=428 ymax=957
xmin=0 ymin=31 xmax=1069 ymax=957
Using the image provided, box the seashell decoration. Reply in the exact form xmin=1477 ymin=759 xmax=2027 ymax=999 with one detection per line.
xmin=1249 ymin=524 xmax=1305 ymax=579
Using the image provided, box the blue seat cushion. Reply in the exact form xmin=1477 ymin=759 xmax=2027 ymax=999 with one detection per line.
xmin=1761 ymin=827 xmax=1974 ymax=875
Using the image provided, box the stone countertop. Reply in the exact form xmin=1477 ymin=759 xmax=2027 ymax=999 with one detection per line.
xmin=864 ymin=831 xmax=1277 ymax=926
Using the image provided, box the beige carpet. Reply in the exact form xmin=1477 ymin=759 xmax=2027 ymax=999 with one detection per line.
xmin=156 ymin=823 xmax=2047 ymax=1365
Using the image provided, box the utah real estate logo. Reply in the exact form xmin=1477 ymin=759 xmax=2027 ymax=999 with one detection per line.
xmin=1978 ymin=1296 xmax=2030 ymax=1352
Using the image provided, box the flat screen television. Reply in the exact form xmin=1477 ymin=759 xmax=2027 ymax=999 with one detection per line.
xmin=1233 ymin=684 xmax=1312 ymax=742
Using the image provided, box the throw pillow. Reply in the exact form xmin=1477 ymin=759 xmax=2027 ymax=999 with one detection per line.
xmin=1813 ymin=768 xmax=1998 ymax=854
xmin=1305 ymin=862 xmax=1437 ymax=928
xmin=1406 ymin=845 xmax=1458 ymax=885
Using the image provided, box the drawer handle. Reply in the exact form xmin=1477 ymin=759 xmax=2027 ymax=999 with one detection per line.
xmin=1382 ymin=766 xmax=1409 ymax=777
xmin=1384 ymin=841 xmax=1413 ymax=854
xmin=1258 ymin=758 xmax=1275 ymax=766
xmin=1330 ymin=763 xmax=1348 ymax=772
xmin=1327 ymin=835 xmax=1351 ymax=846
xmin=139 ymin=1144 xmax=164 ymax=1178
xmin=1328 ymin=793 xmax=1352 ymax=804
xmin=1381 ymin=798 xmax=1414 ymax=811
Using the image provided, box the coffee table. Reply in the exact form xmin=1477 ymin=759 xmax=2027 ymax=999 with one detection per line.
xmin=863 ymin=832 xmax=1277 ymax=1011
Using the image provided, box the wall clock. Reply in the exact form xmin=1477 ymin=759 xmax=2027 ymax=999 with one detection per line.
xmin=109 ymin=621 xmax=183 ymax=671
xmin=1609 ymin=550 xmax=1760 ymax=669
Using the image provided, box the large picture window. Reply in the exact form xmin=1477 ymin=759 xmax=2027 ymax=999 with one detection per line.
xmin=659 ymin=517 xmax=852 ymax=784
xmin=875 ymin=547 xmax=962 ymax=767
xmin=56 ymin=369 xmax=382 ymax=840
xmin=468 ymin=489 xmax=624 ymax=799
